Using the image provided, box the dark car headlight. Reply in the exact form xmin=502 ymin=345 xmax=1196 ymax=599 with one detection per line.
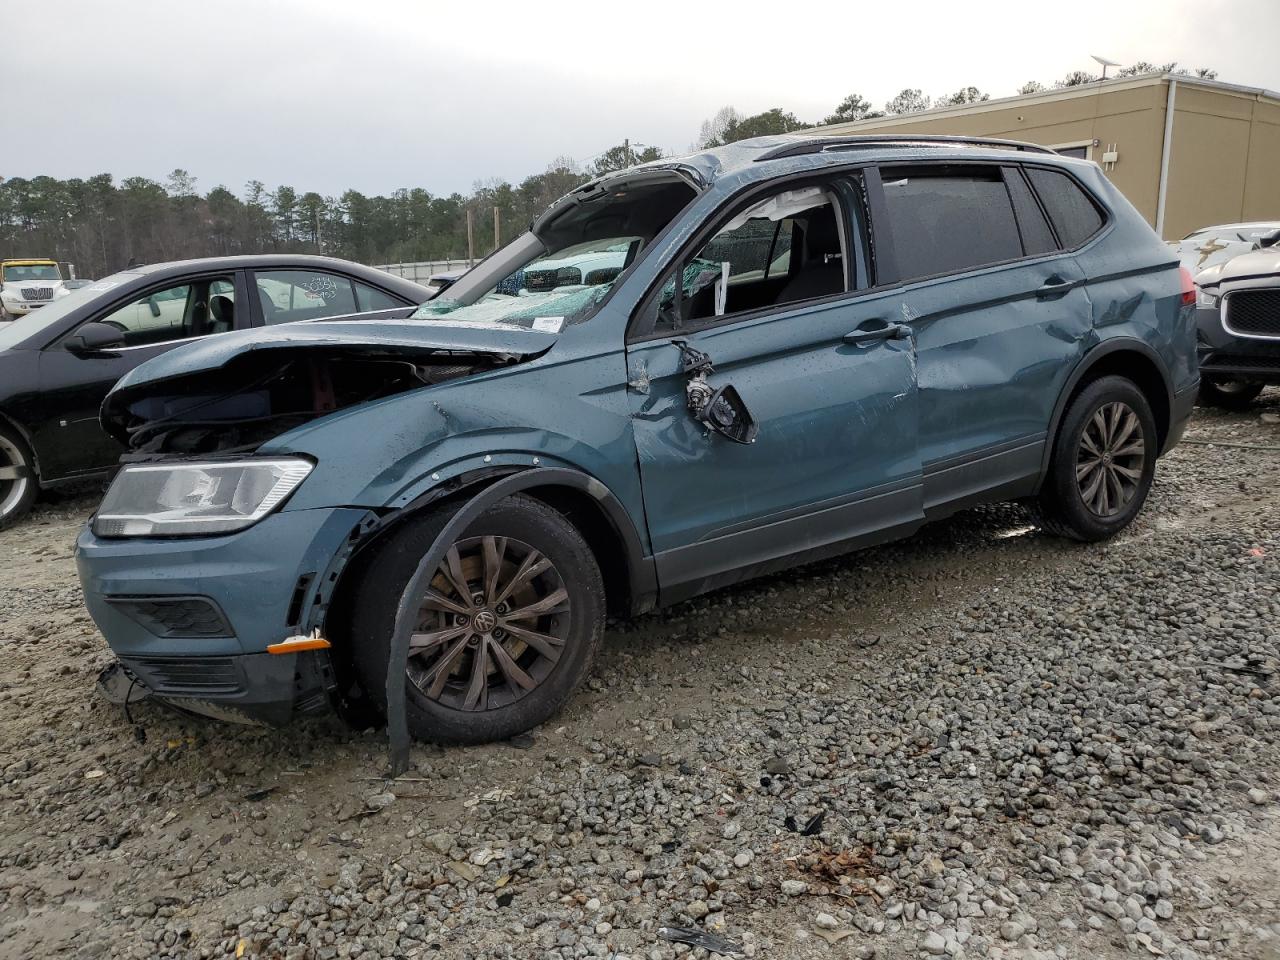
xmin=92 ymin=459 xmax=313 ymax=537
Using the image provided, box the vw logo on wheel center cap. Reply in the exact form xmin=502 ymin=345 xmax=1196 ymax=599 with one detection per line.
xmin=473 ymin=610 xmax=497 ymax=633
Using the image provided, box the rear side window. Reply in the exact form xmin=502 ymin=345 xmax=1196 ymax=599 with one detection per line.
xmin=878 ymin=167 xmax=1022 ymax=280
xmin=1026 ymin=168 xmax=1105 ymax=248
xmin=353 ymin=281 xmax=405 ymax=311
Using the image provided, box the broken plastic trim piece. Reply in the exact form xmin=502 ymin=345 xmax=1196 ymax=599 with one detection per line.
xmin=266 ymin=631 xmax=332 ymax=655
xmin=658 ymin=926 xmax=744 ymax=956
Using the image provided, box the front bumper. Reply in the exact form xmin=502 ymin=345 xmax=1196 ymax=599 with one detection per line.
xmin=76 ymin=506 xmax=371 ymax=724
xmin=1196 ymin=301 xmax=1280 ymax=385
xmin=1 ymin=300 xmax=43 ymax=316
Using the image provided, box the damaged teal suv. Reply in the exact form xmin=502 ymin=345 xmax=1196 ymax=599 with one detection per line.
xmin=77 ymin=135 xmax=1198 ymax=769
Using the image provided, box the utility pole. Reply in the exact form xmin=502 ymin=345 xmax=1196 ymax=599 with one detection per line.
xmin=624 ymin=138 xmax=632 ymax=167
xmin=466 ymin=208 xmax=475 ymax=267
xmin=493 ymin=205 xmax=501 ymax=251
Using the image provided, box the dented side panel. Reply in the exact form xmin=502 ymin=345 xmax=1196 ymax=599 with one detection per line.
xmin=625 ymin=291 xmax=923 ymax=599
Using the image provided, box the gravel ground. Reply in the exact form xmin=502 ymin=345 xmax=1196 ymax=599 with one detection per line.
xmin=1 ymin=397 xmax=1279 ymax=960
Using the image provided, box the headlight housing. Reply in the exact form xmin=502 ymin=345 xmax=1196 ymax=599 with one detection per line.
xmin=1195 ymin=286 xmax=1219 ymax=309
xmin=92 ymin=459 xmax=313 ymax=537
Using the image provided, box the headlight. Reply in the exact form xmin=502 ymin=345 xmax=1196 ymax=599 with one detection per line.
xmin=1196 ymin=287 xmax=1219 ymax=309
xmin=92 ymin=459 xmax=313 ymax=537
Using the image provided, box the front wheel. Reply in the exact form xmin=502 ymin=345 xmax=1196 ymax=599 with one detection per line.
xmin=1197 ymin=377 xmax=1263 ymax=410
xmin=349 ymin=494 xmax=604 ymax=744
xmin=1035 ymin=376 xmax=1157 ymax=542
xmin=0 ymin=428 xmax=37 ymax=532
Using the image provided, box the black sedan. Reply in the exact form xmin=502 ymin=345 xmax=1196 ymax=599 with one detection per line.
xmin=0 ymin=255 xmax=433 ymax=528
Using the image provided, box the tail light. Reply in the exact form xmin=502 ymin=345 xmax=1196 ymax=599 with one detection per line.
xmin=1179 ymin=266 xmax=1196 ymax=307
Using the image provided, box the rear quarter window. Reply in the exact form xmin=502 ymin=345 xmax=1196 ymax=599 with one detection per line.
xmin=1026 ymin=167 xmax=1105 ymax=248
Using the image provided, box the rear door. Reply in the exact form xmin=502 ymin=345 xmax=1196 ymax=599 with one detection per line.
xmin=34 ymin=271 xmax=250 ymax=478
xmin=868 ymin=161 xmax=1092 ymax=517
xmin=626 ymin=172 xmax=923 ymax=603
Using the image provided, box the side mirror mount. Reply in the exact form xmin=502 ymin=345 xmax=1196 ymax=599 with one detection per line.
xmin=65 ymin=322 xmax=126 ymax=356
xmin=672 ymin=340 xmax=758 ymax=445
xmin=147 ymin=296 xmax=162 ymax=317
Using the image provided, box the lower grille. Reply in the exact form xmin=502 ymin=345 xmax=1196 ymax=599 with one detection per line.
xmin=21 ymin=287 xmax=54 ymax=301
xmin=1224 ymin=289 xmax=1280 ymax=338
xmin=1202 ymin=353 xmax=1280 ymax=371
xmin=126 ymin=656 xmax=243 ymax=696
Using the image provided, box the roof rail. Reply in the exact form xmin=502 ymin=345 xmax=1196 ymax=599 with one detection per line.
xmin=754 ymin=134 xmax=1057 ymax=162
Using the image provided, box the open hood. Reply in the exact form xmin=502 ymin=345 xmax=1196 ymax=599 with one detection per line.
xmin=102 ymin=317 xmax=558 ymax=449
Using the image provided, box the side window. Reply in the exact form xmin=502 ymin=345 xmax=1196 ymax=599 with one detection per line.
xmin=352 ymin=281 xmax=406 ymax=312
xmin=1004 ymin=169 xmax=1058 ymax=256
xmin=653 ymin=185 xmax=848 ymax=332
xmin=1026 ymin=168 xmax=1105 ymax=248
xmin=255 ymin=270 xmax=357 ymax=325
xmin=94 ymin=277 xmax=235 ymax=346
xmin=878 ymin=166 xmax=1023 ymax=281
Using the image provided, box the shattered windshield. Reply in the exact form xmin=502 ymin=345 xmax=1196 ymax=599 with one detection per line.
xmin=412 ymin=237 xmax=640 ymax=331
xmin=410 ymin=174 xmax=699 ymax=329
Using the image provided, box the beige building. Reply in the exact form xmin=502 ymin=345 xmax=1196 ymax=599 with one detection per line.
xmin=817 ymin=73 xmax=1280 ymax=241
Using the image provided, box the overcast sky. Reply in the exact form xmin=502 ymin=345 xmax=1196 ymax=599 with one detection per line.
xmin=8 ymin=0 xmax=1279 ymax=199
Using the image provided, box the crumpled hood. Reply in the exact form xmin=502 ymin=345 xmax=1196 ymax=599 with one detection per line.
xmin=1196 ymin=247 xmax=1280 ymax=289
xmin=109 ymin=317 xmax=559 ymax=396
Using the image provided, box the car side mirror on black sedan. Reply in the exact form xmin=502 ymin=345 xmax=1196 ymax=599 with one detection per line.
xmin=65 ymin=322 xmax=126 ymax=355
xmin=1259 ymin=229 xmax=1280 ymax=249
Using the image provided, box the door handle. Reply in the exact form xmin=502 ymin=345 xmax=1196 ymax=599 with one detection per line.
xmin=1035 ymin=276 xmax=1073 ymax=300
xmin=843 ymin=321 xmax=911 ymax=345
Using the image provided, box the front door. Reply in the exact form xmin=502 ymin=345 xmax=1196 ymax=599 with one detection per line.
xmin=626 ymin=175 xmax=922 ymax=604
xmin=34 ymin=273 xmax=245 ymax=478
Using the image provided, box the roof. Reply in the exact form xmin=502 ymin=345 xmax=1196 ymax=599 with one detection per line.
xmin=613 ymin=132 xmax=1066 ymax=191
xmin=125 ymin=253 xmax=432 ymax=299
xmin=815 ymin=72 xmax=1280 ymax=136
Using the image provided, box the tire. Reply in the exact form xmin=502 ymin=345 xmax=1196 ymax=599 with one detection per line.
xmin=349 ymin=494 xmax=604 ymax=744
xmin=1197 ymin=377 xmax=1264 ymax=410
xmin=0 ymin=427 xmax=37 ymax=532
xmin=1034 ymin=376 xmax=1157 ymax=542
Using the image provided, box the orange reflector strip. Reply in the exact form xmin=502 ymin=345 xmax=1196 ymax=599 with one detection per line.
xmin=266 ymin=637 xmax=332 ymax=654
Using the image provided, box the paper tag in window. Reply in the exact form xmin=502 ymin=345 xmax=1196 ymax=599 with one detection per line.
xmin=88 ymin=280 xmax=120 ymax=292
xmin=531 ymin=316 xmax=564 ymax=333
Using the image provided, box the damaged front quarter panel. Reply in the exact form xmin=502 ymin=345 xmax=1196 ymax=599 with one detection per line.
xmin=100 ymin=319 xmax=560 ymax=457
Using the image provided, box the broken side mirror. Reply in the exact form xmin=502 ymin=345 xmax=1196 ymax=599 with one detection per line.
xmin=692 ymin=383 xmax=758 ymax=444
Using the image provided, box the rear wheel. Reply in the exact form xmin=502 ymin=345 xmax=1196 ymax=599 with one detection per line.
xmin=1197 ymin=377 xmax=1264 ymax=410
xmin=0 ymin=428 xmax=37 ymax=532
xmin=349 ymin=494 xmax=604 ymax=744
xmin=1035 ymin=376 xmax=1157 ymax=542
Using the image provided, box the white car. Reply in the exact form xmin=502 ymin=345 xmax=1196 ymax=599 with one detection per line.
xmin=0 ymin=259 xmax=65 ymax=318
xmin=1169 ymin=222 xmax=1280 ymax=274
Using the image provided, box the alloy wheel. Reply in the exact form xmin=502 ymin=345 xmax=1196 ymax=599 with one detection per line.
xmin=0 ymin=434 xmax=32 ymax=522
xmin=407 ymin=536 xmax=570 ymax=712
xmin=1075 ymin=400 xmax=1146 ymax=518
